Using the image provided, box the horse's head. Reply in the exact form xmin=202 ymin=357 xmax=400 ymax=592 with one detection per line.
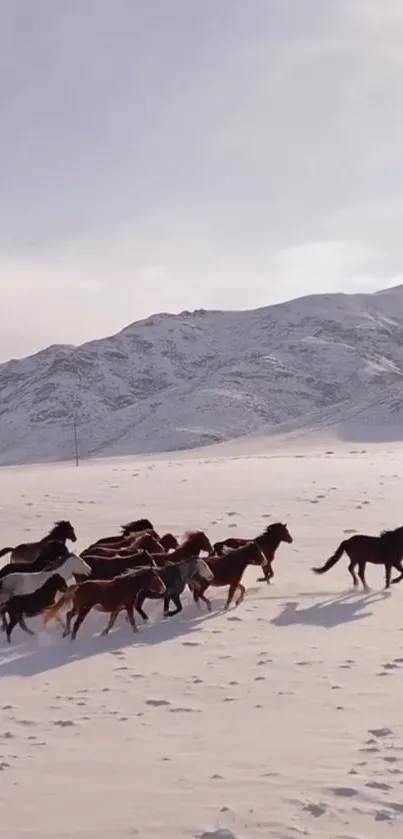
xmin=264 ymin=523 xmax=293 ymax=545
xmin=160 ymin=532 xmax=179 ymax=551
xmin=53 ymin=520 xmax=77 ymax=543
xmin=135 ymin=532 xmax=164 ymax=553
xmin=65 ymin=553 xmax=92 ymax=577
xmin=185 ymin=530 xmax=214 ymax=555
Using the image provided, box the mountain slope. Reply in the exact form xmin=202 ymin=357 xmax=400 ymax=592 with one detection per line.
xmin=2 ymin=285 xmax=403 ymax=465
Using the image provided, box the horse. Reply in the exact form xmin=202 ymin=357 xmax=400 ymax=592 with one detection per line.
xmin=191 ymin=525 xmax=292 ymax=611
xmin=312 ymin=525 xmax=403 ymax=589
xmin=135 ymin=556 xmax=214 ymax=619
xmin=82 ymin=519 xmax=155 ymax=553
xmin=0 ymin=540 xmax=71 ymax=580
xmin=82 ymin=532 xmax=164 ymax=560
xmin=1 ymin=574 xmax=68 ymax=643
xmin=150 ymin=530 xmax=213 ymax=563
xmin=73 ymin=549 xmax=159 ymax=583
xmin=0 ymin=521 xmax=77 ymax=564
xmin=0 ymin=552 xmax=91 ymax=605
xmin=213 ymin=523 xmax=293 ymax=583
xmin=43 ymin=566 xmax=166 ymax=640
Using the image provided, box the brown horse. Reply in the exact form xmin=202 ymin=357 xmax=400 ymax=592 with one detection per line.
xmin=0 ymin=521 xmax=77 ymax=564
xmin=312 ymin=525 xmax=403 ymax=589
xmin=82 ymin=532 xmax=164 ymax=560
xmin=191 ymin=525 xmax=290 ymax=611
xmin=44 ymin=566 xmax=166 ymax=640
xmin=82 ymin=519 xmax=155 ymax=553
xmin=159 ymin=531 xmax=213 ymax=561
xmin=213 ymin=523 xmax=293 ymax=584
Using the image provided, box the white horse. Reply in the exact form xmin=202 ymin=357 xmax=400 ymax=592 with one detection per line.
xmin=0 ymin=553 xmax=91 ymax=605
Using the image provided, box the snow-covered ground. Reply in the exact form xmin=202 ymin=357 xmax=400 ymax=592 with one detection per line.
xmin=1 ymin=437 xmax=403 ymax=838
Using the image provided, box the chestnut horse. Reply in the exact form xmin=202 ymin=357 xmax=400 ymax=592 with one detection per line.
xmin=153 ymin=531 xmax=213 ymax=562
xmin=44 ymin=565 xmax=166 ymax=640
xmin=312 ymin=525 xmax=403 ymax=589
xmin=0 ymin=521 xmax=77 ymax=564
xmin=191 ymin=524 xmax=293 ymax=610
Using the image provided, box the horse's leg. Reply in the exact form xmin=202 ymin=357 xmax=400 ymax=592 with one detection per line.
xmin=224 ymin=582 xmax=239 ymax=611
xmin=0 ymin=609 xmax=7 ymax=632
xmin=70 ymin=605 xmax=92 ymax=641
xmin=348 ymin=560 xmax=359 ymax=587
xmin=391 ymin=559 xmax=403 ymax=584
xmin=257 ymin=563 xmax=273 ymax=584
xmin=134 ymin=592 xmax=149 ymax=621
xmin=5 ymin=614 xmax=18 ymax=643
xmin=125 ymin=603 xmax=138 ymax=633
xmin=357 ymin=560 xmax=370 ymax=591
xmin=163 ymin=593 xmax=172 ymax=618
xmin=18 ymin=615 xmax=35 ymax=636
xmin=168 ymin=593 xmax=182 ymax=617
xmin=101 ymin=608 xmax=120 ymax=636
xmin=235 ymin=583 xmax=246 ymax=606
xmin=63 ymin=607 xmax=76 ymax=638
xmin=384 ymin=562 xmax=392 ymax=590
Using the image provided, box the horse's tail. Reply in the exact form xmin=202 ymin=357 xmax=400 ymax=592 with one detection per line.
xmin=312 ymin=541 xmax=347 ymax=575
xmin=43 ymin=586 xmax=78 ymax=626
xmin=193 ymin=557 xmax=214 ymax=582
xmin=0 ymin=547 xmax=13 ymax=558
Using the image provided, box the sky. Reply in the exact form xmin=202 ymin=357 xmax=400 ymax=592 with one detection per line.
xmin=1 ymin=0 xmax=403 ymax=361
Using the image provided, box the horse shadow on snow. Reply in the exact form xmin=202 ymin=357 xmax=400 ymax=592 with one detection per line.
xmin=0 ymin=596 xmax=221 ymax=678
xmin=270 ymin=590 xmax=391 ymax=629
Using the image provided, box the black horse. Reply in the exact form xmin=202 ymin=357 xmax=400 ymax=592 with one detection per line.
xmin=1 ymin=574 xmax=68 ymax=643
xmin=312 ymin=525 xmax=403 ymax=589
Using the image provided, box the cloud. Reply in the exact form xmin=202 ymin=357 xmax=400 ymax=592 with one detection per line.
xmin=0 ymin=0 xmax=403 ymax=360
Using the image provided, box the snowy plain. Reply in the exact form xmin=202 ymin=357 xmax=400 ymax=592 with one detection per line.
xmin=1 ymin=435 xmax=403 ymax=838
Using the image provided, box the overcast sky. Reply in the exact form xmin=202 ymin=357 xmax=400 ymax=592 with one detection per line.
xmin=1 ymin=0 xmax=402 ymax=360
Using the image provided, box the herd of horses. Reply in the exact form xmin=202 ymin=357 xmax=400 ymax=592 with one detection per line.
xmin=0 ymin=516 xmax=402 ymax=644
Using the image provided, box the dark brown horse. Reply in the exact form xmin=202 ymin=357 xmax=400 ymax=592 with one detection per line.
xmin=0 ymin=521 xmax=77 ymax=564
xmin=44 ymin=566 xmax=166 ymax=640
xmin=191 ymin=526 xmax=291 ymax=611
xmin=312 ymin=525 xmax=403 ymax=589
xmin=213 ymin=523 xmax=293 ymax=584
xmin=82 ymin=519 xmax=155 ymax=553
xmin=159 ymin=531 xmax=213 ymax=561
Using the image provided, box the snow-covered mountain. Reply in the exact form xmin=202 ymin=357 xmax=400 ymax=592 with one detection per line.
xmin=2 ymin=285 xmax=403 ymax=466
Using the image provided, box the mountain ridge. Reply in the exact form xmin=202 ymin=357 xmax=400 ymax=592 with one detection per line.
xmin=2 ymin=285 xmax=403 ymax=466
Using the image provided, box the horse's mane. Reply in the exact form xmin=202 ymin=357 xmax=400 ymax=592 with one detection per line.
xmin=121 ymin=519 xmax=154 ymax=535
xmin=184 ymin=530 xmax=203 ymax=540
xmin=379 ymin=526 xmax=403 ymax=541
